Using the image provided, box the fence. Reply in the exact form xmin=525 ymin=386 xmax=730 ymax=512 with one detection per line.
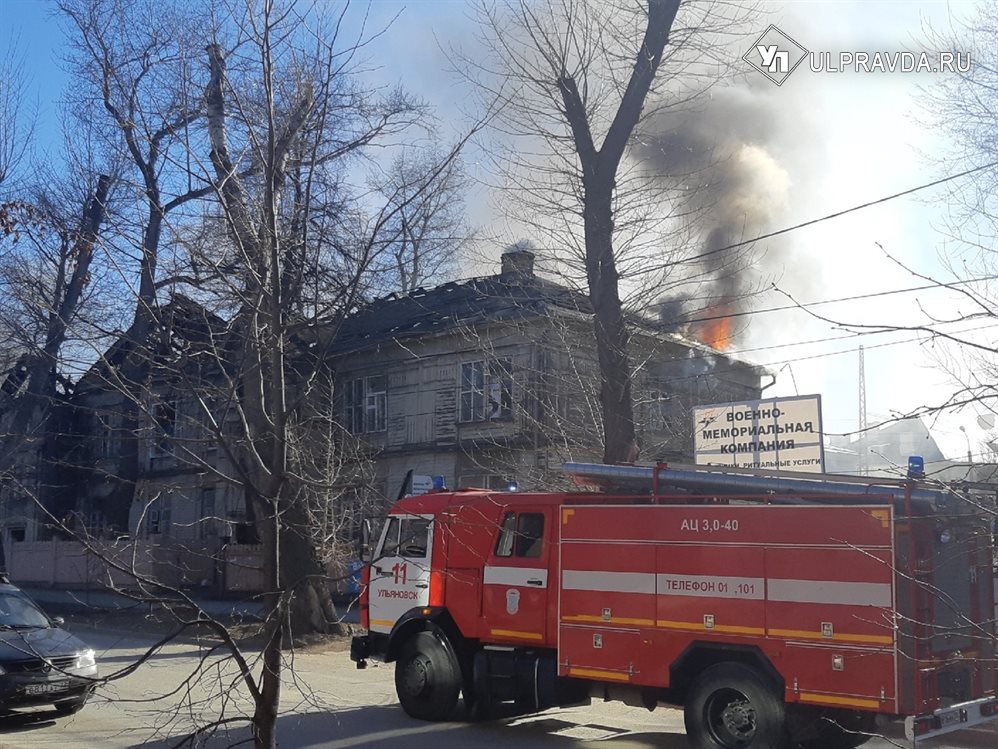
xmin=8 ymin=538 xmax=219 ymax=592
xmin=221 ymin=545 xmax=358 ymax=595
xmin=6 ymin=539 xmax=357 ymax=596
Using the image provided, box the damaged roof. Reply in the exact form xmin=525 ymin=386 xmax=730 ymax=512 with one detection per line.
xmin=327 ymin=272 xmax=591 ymax=356
xmin=75 ymin=294 xmax=231 ymax=394
xmin=325 ymin=250 xmax=739 ymax=365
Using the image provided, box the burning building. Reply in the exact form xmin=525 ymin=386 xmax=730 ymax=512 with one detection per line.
xmin=326 ymin=248 xmax=766 ymax=495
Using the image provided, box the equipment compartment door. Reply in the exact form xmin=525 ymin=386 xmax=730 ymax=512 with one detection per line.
xmin=367 ymin=514 xmax=433 ymax=634
xmin=482 ymin=508 xmax=551 ymax=645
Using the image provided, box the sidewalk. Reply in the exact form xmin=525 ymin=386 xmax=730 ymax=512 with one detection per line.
xmin=22 ymin=584 xmax=361 ymax=623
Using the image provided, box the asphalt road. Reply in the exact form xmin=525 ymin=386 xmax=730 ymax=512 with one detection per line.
xmin=0 ymin=629 xmax=993 ymax=749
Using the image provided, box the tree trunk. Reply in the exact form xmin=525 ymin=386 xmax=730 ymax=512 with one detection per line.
xmin=280 ymin=499 xmax=343 ymax=636
xmin=254 ymin=506 xmax=282 ymax=749
xmin=101 ymin=203 xmax=162 ymax=531
xmin=553 ymin=0 xmax=680 ymax=465
xmin=206 ymin=37 xmax=336 ymax=638
xmin=583 ymin=186 xmax=636 ymax=464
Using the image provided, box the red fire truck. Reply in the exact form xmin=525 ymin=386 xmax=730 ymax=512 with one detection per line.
xmin=350 ymin=462 xmax=998 ymax=748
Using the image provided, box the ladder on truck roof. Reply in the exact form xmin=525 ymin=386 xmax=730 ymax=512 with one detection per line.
xmin=562 ymin=461 xmax=951 ymax=513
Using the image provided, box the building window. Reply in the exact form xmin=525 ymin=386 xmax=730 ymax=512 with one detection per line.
xmin=151 ymin=400 xmax=177 ymax=456
xmin=85 ymin=511 xmax=104 ymax=537
xmin=460 ymin=359 xmax=512 ymax=422
xmin=146 ymin=496 xmax=172 ymax=536
xmin=200 ymin=487 xmax=217 ymax=538
xmin=459 ymin=474 xmax=512 ymax=491
xmin=345 ymin=376 xmax=387 ymax=434
xmin=97 ymin=410 xmax=120 ymax=459
xmin=646 ymin=388 xmax=674 ymax=433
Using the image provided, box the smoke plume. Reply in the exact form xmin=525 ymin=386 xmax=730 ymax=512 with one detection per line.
xmin=636 ymin=85 xmax=793 ymax=349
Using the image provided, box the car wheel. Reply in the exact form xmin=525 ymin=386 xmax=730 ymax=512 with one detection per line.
xmin=685 ymin=662 xmax=791 ymax=749
xmin=395 ymin=631 xmax=461 ymax=721
xmin=53 ymin=697 xmax=87 ymax=715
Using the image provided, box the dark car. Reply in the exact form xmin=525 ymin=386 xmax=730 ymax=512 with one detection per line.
xmin=0 ymin=579 xmax=97 ymax=716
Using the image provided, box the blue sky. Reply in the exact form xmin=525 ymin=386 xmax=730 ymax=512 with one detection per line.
xmin=2 ymin=0 xmax=992 ymax=464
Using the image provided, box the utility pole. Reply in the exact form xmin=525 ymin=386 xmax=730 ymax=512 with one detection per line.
xmin=959 ymin=425 xmax=973 ymax=464
xmin=858 ymin=345 xmax=868 ymax=476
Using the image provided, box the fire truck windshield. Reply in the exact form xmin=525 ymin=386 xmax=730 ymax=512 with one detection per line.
xmin=380 ymin=516 xmax=431 ymax=559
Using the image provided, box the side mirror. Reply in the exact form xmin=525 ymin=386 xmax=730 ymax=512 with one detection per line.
xmin=51 ymin=616 xmax=65 ymax=627
xmin=359 ymin=517 xmax=373 ymax=563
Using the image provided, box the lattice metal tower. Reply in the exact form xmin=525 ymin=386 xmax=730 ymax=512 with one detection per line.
xmin=858 ymin=345 xmax=868 ymax=475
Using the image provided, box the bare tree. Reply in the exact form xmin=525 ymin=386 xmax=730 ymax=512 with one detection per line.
xmin=58 ymin=0 xmax=216 ymax=531
xmin=784 ymin=3 xmax=998 ymax=436
xmin=0 ymin=36 xmax=32 ymax=196
xmin=54 ymin=0 xmax=474 ymax=626
xmin=0 ymin=37 xmax=34 ymax=377
xmin=1 ymin=0 xmax=472 ymax=744
xmin=917 ymin=1 xmax=998 ymax=430
xmin=0 ymin=175 xmax=111 ymax=463
xmin=370 ymin=145 xmax=472 ymax=293
xmin=0 ymin=167 xmax=112 ymax=574
xmin=468 ymin=0 xmax=756 ymax=463
xmin=183 ymin=2 xmax=471 ymax=742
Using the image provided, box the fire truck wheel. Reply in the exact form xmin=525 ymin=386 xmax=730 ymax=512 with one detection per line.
xmin=394 ymin=631 xmax=461 ymax=721
xmin=685 ymin=662 xmax=790 ymax=749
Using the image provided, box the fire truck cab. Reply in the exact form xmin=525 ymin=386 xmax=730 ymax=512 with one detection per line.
xmin=351 ymin=463 xmax=998 ymax=748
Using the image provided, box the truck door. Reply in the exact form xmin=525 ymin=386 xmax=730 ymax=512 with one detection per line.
xmin=368 ymin=514 xmax=432 ymax=634
xmin=483 ymin=508 xmax=551 ymax=645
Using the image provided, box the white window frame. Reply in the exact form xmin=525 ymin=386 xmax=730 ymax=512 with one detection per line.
xmin=647 ymin=388 xmax=674 ymax=433
xmin=146 ymin=496 xmax=172 ymax=536
xmin=459 ymin=358 xmax=512 ymax=423
xmin=345 ymin=376 xmax=387 ymax=434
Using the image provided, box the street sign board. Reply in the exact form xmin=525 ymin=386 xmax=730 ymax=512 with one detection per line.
xmin=409 ymin=474 xmax=436 ymax=496
xmin=693 ymin=394 xmax=825 ymax=472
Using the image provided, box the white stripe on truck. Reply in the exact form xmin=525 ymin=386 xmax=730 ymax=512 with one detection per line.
xmin=557 ymin=569 xmax=892 ymax=607
xmin=484 ymin=566 xmax=548 ymax=588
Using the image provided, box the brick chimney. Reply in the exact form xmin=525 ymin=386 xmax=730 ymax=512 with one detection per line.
xmin=499 ymin=249 xmax=535 ymax=280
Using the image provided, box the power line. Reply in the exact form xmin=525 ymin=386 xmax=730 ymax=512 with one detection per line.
xmin=719 ymin=319 xmax=998 ymax=358
xmin=675 ymin=273 xmax=998 ymax=327
xmin=750 ymin=323 xmax=997 ymax=370
xmin=574 ymin=321 xmax=998 ymax=395
xmin=833 ymin=450 xmax=998 ymax=477
xmin=651 ymin=160 xmax=998 ymax=268
xmin=648 ymin=322 xmax=998 ymax=389
xmin=429 ymin=161 xmax=998 ymax=280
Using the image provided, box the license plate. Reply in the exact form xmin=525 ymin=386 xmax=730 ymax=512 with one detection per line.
xmin=24 ymin=682 xmax=68 ymax=695
xmin=938 ymin=708 xmax=967 ymax=727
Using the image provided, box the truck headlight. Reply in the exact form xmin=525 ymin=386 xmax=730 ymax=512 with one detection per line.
xmin=939 ymin=528 xmax=953 ymax=544
xmin=75 ymin=649 xmax=96 ymax=670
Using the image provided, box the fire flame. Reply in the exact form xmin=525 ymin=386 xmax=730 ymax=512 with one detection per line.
xmin=694 ymin=305 xmax=733 ymax=351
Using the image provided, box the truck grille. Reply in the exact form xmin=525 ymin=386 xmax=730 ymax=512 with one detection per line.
xmin=2 ymin=655 xmax=78 ymax=673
